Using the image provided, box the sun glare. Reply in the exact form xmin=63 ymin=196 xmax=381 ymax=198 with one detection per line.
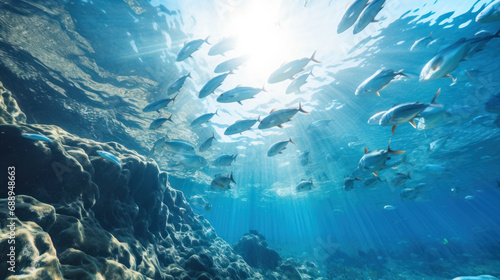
xmin=224 ymin=0 xmax=294 ymax=83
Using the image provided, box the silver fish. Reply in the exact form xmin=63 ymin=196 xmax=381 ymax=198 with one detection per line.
xmin=337 ymin=0 xmax=369 ymax=34
xmin=165 ymin=139 xmax=196 ymax=154
xmin=175 ymin=153 xmax=207 ymax=168
xmin=379 ymin=89 xmax=441 ymax=134
xmin=159 ymin=72 xmax=191 ymax=97
xmin=367 ymin=111 xmax=386 ymax=125
xmin=344 ymin=177 xmax=364 ymax=191
xmin=416 ymin=106 xmax=450 ymax=130
xmin=217 ymin=86 xmax=265 ymax=105
xmin=176 ymin=36 xmax=210 ymax=62
xmin=427 ymin=135 xmax=449 ymax=154
xmin=208 ymin=37 xmax=237 ymax=56
xmin=390 ymin=172 xmax=411 ymax=186
xmin=210 ymin=172 xmax=236 ymax=191
xmin=268 ymin=52 xmax=320 ymax=84
xmin=148 ymin=115 xmax=173 ymax=130
xmin=199 ymin=73 xmax=232 ymax=98
xmin=224 ymin=117 xmax=260 ymax=135
xmin=357 ymin=140 xmax=405 ymax=177
xmin=190 ymin=110 xmax=218 ymax=127
xmin=476 ymin=0 xmax=500 ymax=23
xmin=142 ymin=95 xmax=177 ymax=112
xmin=353 ymin=0 xmax=386 ymax=34
xmin=212 ymin=154 xmax=238 ymax=167
xmin=419 ymin=38 xmax=470 ymax=82
xmin=21 ymin=133 xmax=52 ymax=142
xmin=307 ymin=119 xmax=333 ymax=130
xmin=214 ymin=55 xmax=249 ymax=73
xmin=465 ymin=30 xmax=500 ymax=59
xmin=258 ymin=102 xmax=309 ymax=129
xmin=355 ymin=68 xmax=409 ymax=96
xmin=96 ymin=150 xmax=121 ymax=168
xmin=286 ymin=70 xmax=314 ymax=94
xmin=199 ymin=133 xmax=216 ymax=153
xmin=147 ymin=136 xmax=167 ymax=158
xmin=267 ymin=138 xmax=296 ymax=157
xmin=410 ymin=32 xmax=434 ymax=52
xmin=296 ymin=179 xmax=314 ymax=192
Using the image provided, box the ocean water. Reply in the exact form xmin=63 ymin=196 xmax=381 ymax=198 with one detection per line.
xmin=1 ymin=0 xmax=500 ymax=279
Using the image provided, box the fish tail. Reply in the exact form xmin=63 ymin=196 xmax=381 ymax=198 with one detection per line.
xmin=215 ymin=109 xmax=219 ymax=116
xmin=230 ymin=172 xmax=236 ymax=184
xmin=495 ymin=29 xmax=500 ymax=37
xmin=388 ymin=139 xmax=405 ymax=155
xmin=310 ymin=51 xmax=321 ymax=63
xmin=262 ymin=84 xmax=268 ymax=92
xmin=298 ymin=101 xmax=310 ymax=114
xmin=233 ymin=154 xmax=238 ymax=161
xmin=396 ymin=70 xmax=411 ymax=77
xmin=289 ymin=138 xmax=297 ymax=145
xmin=211 ymin=132 xmax=216 ymax=139
xmin=172 ymin=93 xmax=179 ymax=103
xmin=257 ymin=115 xmax=261 ymax=122
xmin=187 ymin=72 xmax=192 ymax=78
xmin=407 ymin=171 xmax=411 ymax=180
xmin=204 ymin=36 xmax=211 ymax=45
xmin=309 ymin=69 xmax=315 ymax=77
xmin=430 ymin=88 xmax=442 ymax=107
xmin=167 ymin=114 xmax=174 ymax=122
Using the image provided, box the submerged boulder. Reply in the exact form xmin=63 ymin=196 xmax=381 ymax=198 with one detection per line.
xmin=232 ymin=230 xmax=282 ymax=270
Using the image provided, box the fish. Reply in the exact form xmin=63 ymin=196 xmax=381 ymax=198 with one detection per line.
xmin=165 ymin=139 xmax=196 ymax=154
xmin=212 ymin=154 xmax=238 ymax=167
xmin=390 ymin=172 xmax=411 ymax=186
xmin=307 ymin=119 xmax=333 ymax=130
xmin=217 ymin=86 xmax=266 ymax=105
xmin=419 ymin=38 xmax=471 ymax=82
xmin=357 ymin=140 xmax=405 ymax=177
xmin=148 ymin=115 xmax=173 ymax=130
xmin=190 ymin=110 xmax=219 ymax=127
xmin=224 ymin=117 xmax=260 ymax=135
xmin=214 ymin=55 xmax=249 ymax=73
xmin=175 ymin=153 xmax=207 ymax=168
xmin=296 ymin=179 xmax=314 ymax=192
xmin=379 ymin=89 xmax=441 ymax=134
xmin=363 ymin=177 xmax=383 ymax=188
xmin=176 ymin=36 xmax=210 ymax=61
xmin=344 ymin=177 xmax=364 ymax=191
xmin=383 ymin=205 xmax=396 ymax=210
xmin=353 ymin=0 xmax=386 ymax=34
xmin=199 ymin=133 xmax=216 ymax=152
xmin=416 ymin=106 xmax=451 ymax=130
xmin=210 ymin=172 xmax=236 ymax=191
xmin=367 ymin=111 xmax=386 ymax=125
xmin=142 ymin=95 xmax=177 ymax=112
xmin=476 ymin=0 xmax=500 ymax=23
xmin=267 ymin=138 xmax=296 ymax=157
xmin=159 ymin=72 xmax=191 ymax=97
xmin=96 ymin=150 xmax=121 ymax=168
xmin=190 ymin=195 xmax=212 ymax=212
xmin=486 ymin=94 xmax=500 ymax=114
xmin=268 ymin=52 xmax=320 ymax=84
xmin=423 ymin=164 xmax=445 ymax=175
xmin=258 ymin=102 xmax=309 ymax=129
xmin=465 ymin=30 xmax=500 ymax=59
xmin=427 ymin=135 xmax=449 ymax=154
xmin=465 ymin=195 xmax=474 ymax=200
xmin=337 ymin=0 xmax=369 ymax=34
xmin=199 ymin=73 xmax=232 ymax=98
xmin=286 ymin=70 xmax=314 ymax=94
xmin=410 ymin=32 xmax=434 ymax=52
xmin=147 ymin=136 xmax=167 ymax=158
xmin=208 ymin=37 xmax=237 ymax=56
xmin=21 ymin=133 xmax=52 ymax=142
xmin=300 ymin=150 xmax=310 ymax=166
xmin=355 ymin=68 xmax=409 ymax=96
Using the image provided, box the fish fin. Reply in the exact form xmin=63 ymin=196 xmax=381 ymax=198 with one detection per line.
xmin=167 ymin=114 xmax=174 ymax=122
xmin=355 ymin=177 xmax=365 ymax=183
xmin=171 ymin=93 xmax=179 ymax=103
xmin=409 ymin=119 xmax=416 ymax=128
xmin=373 ymin=172 xmax=379 ymax=177
xmin=277 ymin=124 xmax=284 ymax=128
xmin=372 ymin=19 xmax=379 ymax=22
xmin=392 ymin=125 xmax=397 ymax=135
xmin=261 ymin=85 xmax=268 ymax=92
xmin=257 ymin=115 xmax=261 ymax=122
xmin=238 ymin=101 xmax=243 ymax=105
xmin=309 ymin=69 xmax=315 ymax=77
xmin=364 ymin=147 xmax=369 ymax=154
xmin=376 ymin=91 xmax=381 ymax=97
xmin=289 ymin=138 xmax=297 ymax=145
xmin=299 ymin=101 xmax=310 ymax=114
xmin=407 ymin=172 xmax=411 ymax=180
xmin=465 ymin=70 xmax=476 ymax=83
xmin=396 ymin=71 xmax=411 ymax=78
xmin=187 ymin=72 xmax=192 ymax=78
xmin=444 ymin=74 xmax=456 ymax=83
xmin=310 ymin=51 xmax=321 ymax=63
xmin=236 ymin=84 xmax=242 ymax=87
xmin=270 ymin=108 xmax=278 ymax=113
xmin=388 ymin=139 xmax=405 ymax=155
xmin=282 ymin=147 xmax=287 ymax=150
xmin=215 ymin=109 xmax=219 ymax=116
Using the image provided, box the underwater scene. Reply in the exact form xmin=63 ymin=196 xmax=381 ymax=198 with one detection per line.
xmin=1 ymin=0 xmax=500 ymax=279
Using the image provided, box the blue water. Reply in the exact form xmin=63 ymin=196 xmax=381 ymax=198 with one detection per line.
xmin=8 ymin=0 xmax=500 ymax=278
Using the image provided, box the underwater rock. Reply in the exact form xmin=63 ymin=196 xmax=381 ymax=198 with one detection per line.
xmin=233 ymin=230 xmax=282 ymax=270
xmin=0 ymin=94 xmax=262 ymax=279
xmin=452 ymin=276 xmax=500 ymax=280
